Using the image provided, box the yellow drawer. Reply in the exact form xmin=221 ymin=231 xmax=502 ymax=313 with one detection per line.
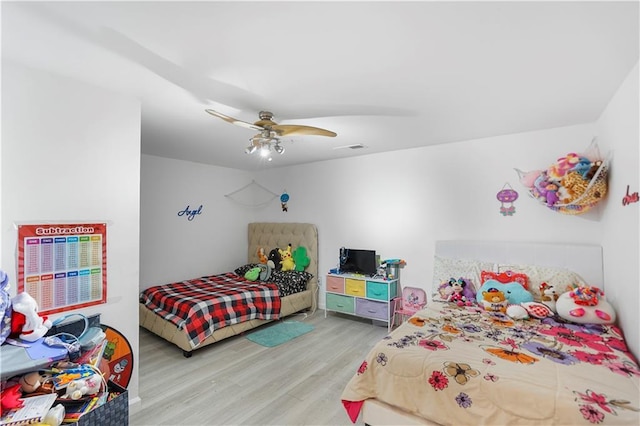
xmin=326 ymin=275 xmax=345 ymax=293
xmin=345 ymin=278 xmax=366 ymax=297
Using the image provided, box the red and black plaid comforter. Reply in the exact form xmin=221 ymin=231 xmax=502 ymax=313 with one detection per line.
xmin=140 ymin=272 xmax=281 ymax=349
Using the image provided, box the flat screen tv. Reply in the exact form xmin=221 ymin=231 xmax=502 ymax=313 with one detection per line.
xmin=339 ymin=248 xmax=377 ymax=276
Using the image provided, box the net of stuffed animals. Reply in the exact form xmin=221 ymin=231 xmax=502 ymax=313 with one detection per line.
xmin=515 ymin=139 xmax=608 ymax=215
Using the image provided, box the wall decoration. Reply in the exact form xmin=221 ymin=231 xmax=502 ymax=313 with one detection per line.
xmin=225 ymin=180 xmax=279 ymax=208
xmin=280 ymin=191 xmax=290 ymax=212
xmin=177 ymin=204 xmax=203 ymax=221
xmin=622 ymin=185 xmax=639 ymax=206
xmin=515 ymin=139 xmax=608 ymax=215
xmin=17 ymin=223 xmax=107 ymax=315
xmin=496 ymin=183 xmax=518 ymax=216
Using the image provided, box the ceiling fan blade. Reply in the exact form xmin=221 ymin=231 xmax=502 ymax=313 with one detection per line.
xmin=271 ymin=125 xmax=337 ymax=137
xmin=205 ymin=109 xmax=264 ymax=131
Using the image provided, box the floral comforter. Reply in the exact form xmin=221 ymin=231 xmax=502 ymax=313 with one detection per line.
xmin=341 ymin=301 xmax=640 ymax=425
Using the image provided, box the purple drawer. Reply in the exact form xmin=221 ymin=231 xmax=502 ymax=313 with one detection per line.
xmin=355 ymin=298 xmax=388 ymax=320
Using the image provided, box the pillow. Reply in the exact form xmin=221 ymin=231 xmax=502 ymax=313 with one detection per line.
xmin=476 ymin=279 xmax=534 ymax=305
xmin=496 ymin=263 xmax=587 ymax=302
xmin=481 ymin=270 xmax=529 ymax=290
xmin=268 ymin=270 xmax=314 ymax=297
xmin=234 ymin=263 xmax=260 ymax=276
xmin=432 ymin=255 xmax=496 ymax=297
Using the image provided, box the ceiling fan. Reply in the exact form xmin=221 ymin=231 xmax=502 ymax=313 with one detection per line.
xmin=205 ymin=109 xmax=337 ymax=160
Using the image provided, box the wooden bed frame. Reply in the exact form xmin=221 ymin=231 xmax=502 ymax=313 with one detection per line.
xmin=361 ymin=240 xmax=604 ymax=426
xmin=139 ymin=222 xmax=319 ymax=357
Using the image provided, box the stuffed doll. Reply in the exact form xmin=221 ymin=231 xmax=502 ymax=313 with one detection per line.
xmin=539 ymin=282 xmax=559 ymax=312
xmin=279 ymin=244 xmax=295 ymax=272
xmin=292 ymin=246 xmax=310 ymax=271
xmin=446 ymin=278 xmax=473 ymax=306
xmin=481 ymin=288 xmax=508 ymax=313
xmin=63 ymin=374 xmax=102 ymax=400
xmin=10 ymin=292 xmax=52 ymax=342
xmin=257 ymin=248 xmax=268 ymax=264
xmin=267 ymin=248 xmax=281 ymax=271
xmin=0 ymin=384 xmax=24 ymax=415
xmin=0 ymin=269 xmax=12 ymax=345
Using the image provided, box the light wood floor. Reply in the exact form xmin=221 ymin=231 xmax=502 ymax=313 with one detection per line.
xmin=130 ymin=311 xmax=389 ymax=426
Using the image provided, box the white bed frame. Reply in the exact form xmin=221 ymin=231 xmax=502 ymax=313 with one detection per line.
xmin=361 ymin=240 xmax=603 ymax=426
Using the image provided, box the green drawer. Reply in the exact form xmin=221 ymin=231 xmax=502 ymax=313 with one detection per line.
xmin=366 ymin=281 xmax=389 ymax=301
xmin=326 ymin=293 xmax=355 ymax=314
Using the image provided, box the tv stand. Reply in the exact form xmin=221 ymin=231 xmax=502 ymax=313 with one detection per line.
xmin=324 ymin=273 xmax=399 ymax=331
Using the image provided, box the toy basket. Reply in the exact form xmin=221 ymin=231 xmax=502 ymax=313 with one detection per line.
xmin=548 ymin=160 xmax=608 ymax=215
xmin=516 ymin=139 xmax=609 ymax=215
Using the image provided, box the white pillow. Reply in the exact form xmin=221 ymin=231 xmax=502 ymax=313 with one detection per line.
xmin=432 ymin=255 xmax=496 ymax=300
xmin=497 ymin=263 xmax=587 ymax=302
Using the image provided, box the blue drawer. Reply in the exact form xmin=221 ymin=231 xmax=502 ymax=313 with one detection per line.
xmin=366 ymin=281 xmax=389 ymax=300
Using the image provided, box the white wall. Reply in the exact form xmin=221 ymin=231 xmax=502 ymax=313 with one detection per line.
xmin=139 ymin=155 xmax=253 ymax=290
xmin=1 ymin=62 xmax=142 ymax=403
xmin=597 ymin=63 xmax=639 ymax=357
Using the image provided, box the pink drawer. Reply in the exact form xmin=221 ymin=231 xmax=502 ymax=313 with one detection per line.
xmin=326 ymin=275 xmax=345 ymax=293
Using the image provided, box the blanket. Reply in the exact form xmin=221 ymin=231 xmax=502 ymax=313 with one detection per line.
xmin=140 ymin=273 xmax=281 ymax=349
xmin=342 ymin=301 xmax=640 ymax=425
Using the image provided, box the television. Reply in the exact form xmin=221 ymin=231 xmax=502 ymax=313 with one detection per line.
xmin=339 ymin=248 xmax=377 ymax=276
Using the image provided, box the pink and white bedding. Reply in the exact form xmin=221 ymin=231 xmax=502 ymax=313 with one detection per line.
xmin=342 ymin=300 xmax=640 ymax=425
xmin=140 ymin=272 xmax=281 ymax=349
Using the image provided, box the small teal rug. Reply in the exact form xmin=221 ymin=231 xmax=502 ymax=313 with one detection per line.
xmin=246 ymin=321 xmax=314 ymax=347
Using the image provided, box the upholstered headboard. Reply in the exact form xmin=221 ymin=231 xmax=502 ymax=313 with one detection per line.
xmin=435 ymin=240 xmax=603 ymax=288
xmin=247 ymin=222 xmax=319 ymax=309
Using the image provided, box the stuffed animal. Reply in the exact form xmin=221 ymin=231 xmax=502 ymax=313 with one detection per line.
xmin=244 ymin=267 xmax=261 ymax=281
xmin=476 ymin=280 xmax=533 ymax=305
xmin=0 ymin=269 xmax=12 ymax=345
xmin=446 ymin=278 xmax=473 ymax=306
xmin=279 ymin=244 xmax=295 ymax=272
xmin=539 ymin=282 xmax=559 ymax=312
xmin=267 ymin=248 xmax=281 ymax=271
xmin=556 ymin=286 xmax=616 ymax=324
xmin=292 ymin=246 xmax=310 ymax=271
xmin=19 ymin=371 xmax=48 ymax=394
xmin=0 ymin=384 xmax=23 ymax=415
xmin=63 ymin=374 xmax=102 ymax=400
xmin=481 ymin=288 xmax=508 ymax=313
xmin=257 ymin=248 xmax=268 ymax=264
xmin=10 ymin=292 xmax=52 ymax=342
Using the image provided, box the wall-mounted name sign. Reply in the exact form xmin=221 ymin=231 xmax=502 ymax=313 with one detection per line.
xmin=622 ymin=185 xmax=639 ymax=206
xmin=178 ymin=205 xmax=203 ymax=221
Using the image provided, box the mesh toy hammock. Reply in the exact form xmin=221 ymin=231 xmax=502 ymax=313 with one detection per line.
xmin=515 ymin=139 xmax=609 ymax=215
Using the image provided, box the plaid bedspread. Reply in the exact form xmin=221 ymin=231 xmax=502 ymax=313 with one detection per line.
xmin=140 ymin=273 xmax=281 ymax=349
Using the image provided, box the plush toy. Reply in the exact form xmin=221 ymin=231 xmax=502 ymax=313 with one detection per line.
xmin=446 ymin=278 xmax=473 ymax=306
xmin=556 ymin=286 xmax=616 ymax=324
xmin=0 ymin=383 xmax=23 ymax=415
xmin=259 ymin=263 xmax=272 ymax=281
xmin=244 ymin=267 xmax=261 ymax=281
xmin=257 ymin=248 xmax=268 ymax=264
xmin=476 ymin=280 xmax=533 ymax=305
xmin=481 ymin=288 xmax=508 ymax=313
xmin=63 ymin=374 xmax=101 ymax=400
xmin=0 ymin=269 xmax=12 ymax=345
xmin=279 ymin=244 xmax=295 ymax=272
xmin=10 ymin=292 xmax=52 ymax=342
xmin=506 ymin=304 xmax=529 ymax=320
xmin=292 ymin=246 xmax=310 ymax=271
xmin=539 ymin=282 xmax=559 ymax=312
xmin=267 ymin=248 xmax=281 ymax=271
xmin=19 ymin=371 xmax=48 ymax=394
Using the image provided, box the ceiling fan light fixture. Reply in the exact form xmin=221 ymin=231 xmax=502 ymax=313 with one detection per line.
xmin=274 ymin=143 xmax=285 ymax=154
xmin=245 ymin=144 xmax=257 ymax=154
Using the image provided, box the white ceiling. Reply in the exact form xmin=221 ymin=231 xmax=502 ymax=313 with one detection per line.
xmin=2 ymin=1 xmax=638 ymax=171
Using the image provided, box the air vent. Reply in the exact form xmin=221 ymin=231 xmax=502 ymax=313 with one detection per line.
xmin=333 ymin=144 xmax=366 ymax=150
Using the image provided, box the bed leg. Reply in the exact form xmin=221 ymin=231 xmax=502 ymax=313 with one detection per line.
xmin=182 ymin=350 xmax=193 ymax=358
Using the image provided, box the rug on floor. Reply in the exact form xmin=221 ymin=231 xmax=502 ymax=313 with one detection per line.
xmin=246 ymin=320 xmax=314 ymax=347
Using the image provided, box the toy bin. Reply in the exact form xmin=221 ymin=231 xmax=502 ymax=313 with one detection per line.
xmin=76 ymin=381 xmax=128 ymax=426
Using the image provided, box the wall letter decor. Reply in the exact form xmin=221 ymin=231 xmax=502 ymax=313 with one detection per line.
xmin=622 ymin=185 xmax=639 ymax=206
xmin=177 ymin=205 xmax=203 ymax=221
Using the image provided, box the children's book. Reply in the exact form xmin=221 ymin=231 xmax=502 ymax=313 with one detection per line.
xmin=0 ymin=393 xmax=57 ymax=425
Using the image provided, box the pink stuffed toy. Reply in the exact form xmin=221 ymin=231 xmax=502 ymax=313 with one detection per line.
xmin=446 ymin=278 xmax=473 ymax=307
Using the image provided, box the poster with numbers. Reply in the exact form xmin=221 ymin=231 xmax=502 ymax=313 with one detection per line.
xmin=17 ymin=223 xmax=107 ymax=315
